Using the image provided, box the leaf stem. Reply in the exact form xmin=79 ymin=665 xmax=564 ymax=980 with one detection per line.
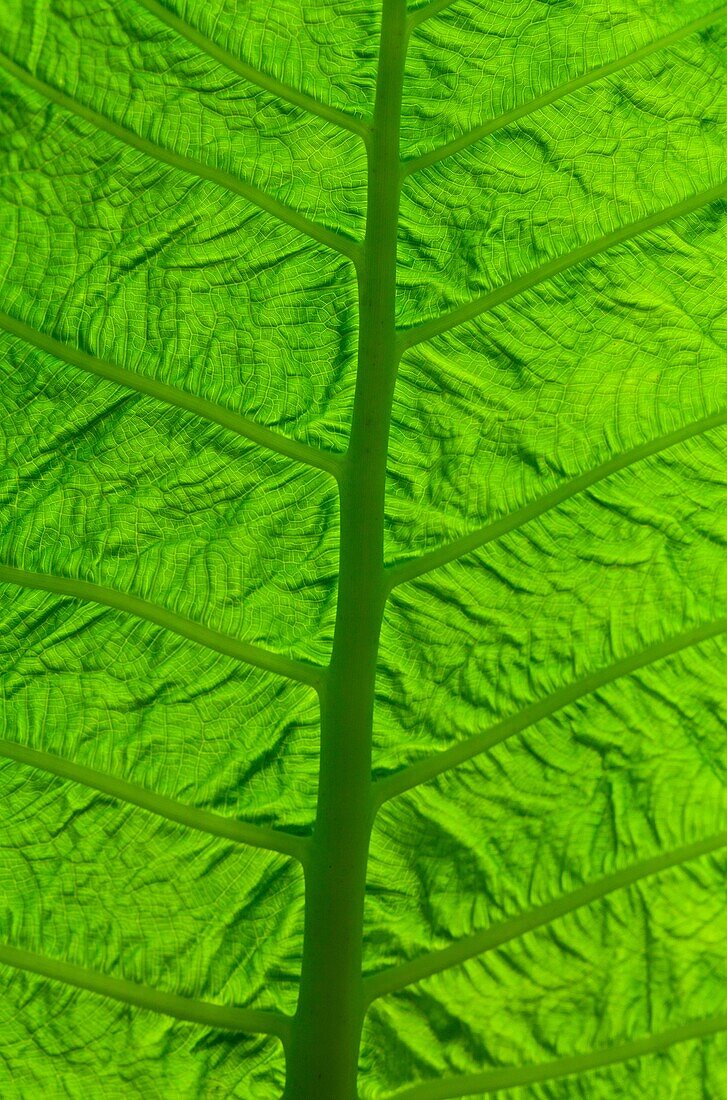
xmin=281 ymin=3 xmax=409 ymax=1097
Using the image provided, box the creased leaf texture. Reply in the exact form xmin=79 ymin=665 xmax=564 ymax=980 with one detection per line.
xmin=0 ymin=0 xmax=726 ymax=1097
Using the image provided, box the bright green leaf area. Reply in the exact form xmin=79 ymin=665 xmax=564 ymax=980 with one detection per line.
xmin=0 ymin=0 xmax=726 ymax=1097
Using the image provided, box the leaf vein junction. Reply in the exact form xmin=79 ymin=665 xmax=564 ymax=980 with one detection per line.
xmin=404 ymin=6 xmax=727 ymax=173
xmin=386 ymin=410 xmax=727 ymax=587
xmin=134 ymin=0 xmax=371 ymax=140
xmin=0 ymin=310 xmax=343 ymax=479
xmin=363 ymin=831 xmax=727 ymax=1000
xmin=0 ymin=943 xmax=291 ymax=1041
xmin=386 ymin=1014 xmax=727 ymax=1098
xmin=0 ymin=738 xmax=308 ymax=862
xmin=0 ymin=565 xmax=325 ymax=689
xmin=407 ymin=0 xmax=459 ymax=33
xmin=374 ymin=618 xmax=727 ymax=802
xmin=399 ymin=182 xmax=727 ymax=349
xmin=0 ymin=53 xmax=361 ymax=263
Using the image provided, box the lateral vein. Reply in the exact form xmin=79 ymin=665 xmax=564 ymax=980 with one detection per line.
xmin=404 ymin=6 xmax=727 ymax=173
xmin=399 ymin=182 xmax=727 ymax=349
xmin=0 ymin=942 xmax=291 ymax=1041
xmin=363 ymin=831 xmax=727 ymax=1001
xmin=386 ymin=1015 xmax=727 ymax=1099
xmin=0 ymin=53 xmax=360 ymax=263
xmin=0 ymin=310 xmax=342 ymax=480
xmin=0 ymin=738 xmax=308 ymax=862
xmin=135 ymin=0 xmax=370 ymax=140
xmin=407 ymin=0 xmax=459 ymax=33
xmin=374 ymin=618 xmax=727 ymax=802
xmin=0 ymin=565 xmax=324 ymax=689
xmin=386 ymin=410 xmax=727 ymax=588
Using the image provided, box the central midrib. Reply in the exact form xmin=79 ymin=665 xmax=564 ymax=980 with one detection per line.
xmin=281 ymin=2 xmax=408 ymax=1097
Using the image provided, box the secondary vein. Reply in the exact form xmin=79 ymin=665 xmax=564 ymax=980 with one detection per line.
xmin=363 ymin=830 xmax=727 ymax=1001
xmin=0 ymin=738 xmax=308 ymax=862
xmin=404 ymin=6 xmax=727 ymax=173
xmin=0 ymin=310 xmax=342 ymax=479
xmin=134 ymin=0 xmax=370 ymax=140
xmin=386 ymin=410 xmax=727 ymax=588
xmin=408 ymin=0 xmax=460 ymax=33
xmin=0 ymin=942 xmax=291 ymax=1041
xmin=0 ymin=53 xmax=361 ymax=263
xmin=398 ymin=182 xmax=727 ymax=349
xmin=0 ymin=565 xmax=324 ymax=689
xmin=387 ymin=1014 xmax=727 ymax=1098
xmin=374 ymin=618 xmax=727 ymax=802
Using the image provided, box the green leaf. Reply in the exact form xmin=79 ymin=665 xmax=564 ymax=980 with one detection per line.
xmin=0 ymin=1 xmax=725 ymax=1098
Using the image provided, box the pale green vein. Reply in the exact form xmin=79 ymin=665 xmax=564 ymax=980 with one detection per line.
xmin=135 ymin=0 xmax=370 ymax=140
xmin=0 ymin=310 xmax=343 ymax=480
xmin=404 ymin=6 xmax=727 ymax=174
xmin=387 ymin=1015 xmax=727 ymax=1099
xmin=374 ymin=618 xmax=727 ymax=803
xmin=0 ymin=738 xmax=308 ymax=863
xmin=386 ymin=410 xmax=727 ymax=588
xmin=0 ymin=565 xmax=324 ymax=689
xmin=0 ymin=53 xmax=361 ymax=264
xmin=363 ymin=831 xmax=727 ymax=1002
xmin=407 ymin=0 xmax=459 ymax=33
xmin=399 ymin=182 xmax=727 ymax=349
xmin=0 ymin=942 xmax=291 ymax=1042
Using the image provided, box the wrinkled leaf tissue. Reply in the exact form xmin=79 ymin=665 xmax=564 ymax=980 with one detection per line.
xmin=0 ymin=0 xmax=726 ymax=1097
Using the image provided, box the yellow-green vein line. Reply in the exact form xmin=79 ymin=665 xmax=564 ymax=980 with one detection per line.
xmin=0 ymin=565 xmax=325 ymax=689
xmin=0 ymin=738 xmax=308 ymax=863
xmin=0 ymin=943 xmax=291 ymax=1041
xmin=399 ymin=182 xmax=727 ymax=349
xmin=0 ymin=53 xmax=361 ymax=264
xmin=387 ymin=1015 xmax=727 ymax=1099
xmin=135 ymin=0 xmax=371 ymax=140
xmin=386 ymin=410 xmax=727 ymax=588
xmin=0 ymin=310 xmax=343 ymax=479
xmin=404 ymin=6 xmax=727 ymax=173
xmin=363 ymin=831 xmax=727 ymax=1001
xmin=407 ymin=0 xmax=459 ymax=33
xmin=374 ymin=618 xmax=727 ymax=803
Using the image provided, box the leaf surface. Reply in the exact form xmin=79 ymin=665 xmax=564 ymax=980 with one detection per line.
xmin=0 ymin=0 xmax=725 ymax=1097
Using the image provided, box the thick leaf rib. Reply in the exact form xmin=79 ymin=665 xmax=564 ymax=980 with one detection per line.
xmin=0 ymin=738 xmax=308 ymax=862
xmin=399 ymin=182 xmax=727 ymax=349
xmin=0 ymin=53 xmax=361 ymax=264
xmin=0 ymin=943 xmax=291 ymax=1042
xmin=386 ymin=410 xmax=727 ymax=588
xmin=0 ymin=565 xmax=324 ymax=689
xmin=404 ymin=6 xmax=727 ymax=174
xmin=363 ymin=831 xmax=727 ymax=1001
xmin=0 ymin=310 xmax=343 ymax=479
xmin=374 ymin=618 xmax=727 ymax=803
xmin=281 ymin=3 xmax=412 ymax=1093
xmin=134 ymin=0 xmax=371 ymax=140
xmin=387 ymin=1015 xmax=727 ymax=1099
xmin=1 ymin=0 xmax=725 ymax=1094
